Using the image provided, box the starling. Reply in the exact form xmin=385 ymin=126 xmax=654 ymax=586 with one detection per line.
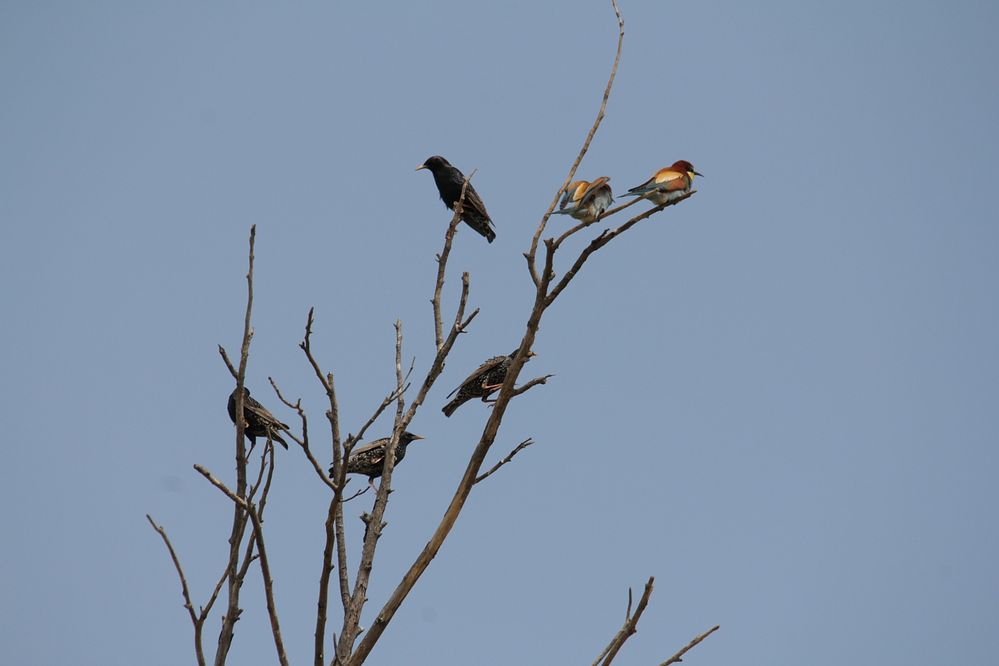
xmin=328 ymin=431 xmax=425 ymax=491
xmin=442 ymin=349 xmax=535 ymax=417
xmin=553 ymin=177 xmax=613 ymax=223
xmin=227 ymin=386 xmax=289 ymax=450
xmin=416 ymin=155 xmax=496 ymax=243
xmin=624 ymin=161 xmax=702 ymax=205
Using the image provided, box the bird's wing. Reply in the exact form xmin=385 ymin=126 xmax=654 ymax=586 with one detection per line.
xmin=652 ymin=169 xmax=688 ymax=191
xmin=579 ymin=177 xmax=611 ymax=206
xmin=462 ymin=184 xmax=493 ymax=224
xmin=246 ymin=398 xmax=289 ymax=430
xmin=446 ymin=356 xmax=507 ymax=398
xmin=351 ymin=438 xmax=389 ymax=458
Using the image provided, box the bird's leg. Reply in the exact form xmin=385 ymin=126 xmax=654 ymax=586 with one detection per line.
xmin=481 ymin=388 xmax=502 ymax=404
xmin=368 ymin=477 xmax=379 ymax=493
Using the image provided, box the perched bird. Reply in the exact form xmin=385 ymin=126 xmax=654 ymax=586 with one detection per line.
xmin=416 ymin=155 xmax=496 ymax=243
xmin=442 ymin=349 xmax=536 ymax=417
xmin=329 ymin=431 xmax=425 ymax=491
xmin=227 ymin=387 xmax=290 ymax=449
xmin=624 ymin=161 xmax=702 ymax=205
xmin=553 ymin=177 xmax=613 ymax=223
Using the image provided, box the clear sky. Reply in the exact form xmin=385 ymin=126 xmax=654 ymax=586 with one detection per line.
xmin=1 ymin=2 xmax=997 ymax=664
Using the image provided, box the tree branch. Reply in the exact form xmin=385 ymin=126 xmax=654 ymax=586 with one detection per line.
xmin=527 ymin=0 xmax=625 ymax=284
xmin=545 ymin=192 xmax=694 ymax=308
xmin=657 ymin=625 xmax=720 ymax=666
xmin=551 ymin=195 xmax=643 ymax=249
xmin=348 ymin=7 xmax=628 ymax=662
xmin=593 ymin=577 xmax=655 ymax=666
xmin=214 ymin=225 xmax=256 ymax=666
xmin=509 ymin=374 xmax=555 ymax=398
xmin=433 ymin=170 xmax=475 ymax=351
xmin=195 ymin=464 xmax=289 ymax=666
xmin=146 ymin=515 xmax=206 ymax=666
xmin=473 ymin=438 xmax=536 ymax=485
xmin=338 ymin=321 xmax=408 ymax=659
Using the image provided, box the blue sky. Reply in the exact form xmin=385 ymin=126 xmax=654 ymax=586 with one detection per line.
xmin=1 ymin=2 xmax=997 ymax=664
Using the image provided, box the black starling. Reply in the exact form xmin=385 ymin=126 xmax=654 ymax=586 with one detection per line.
xmin=416 ymin=155 xmax=496 ymax=243
xmin=442 ymin=349 xmax=535 ymax=417
xmin=227 ymin=387 xmax=290 ymax=450
xmin=328 ymin=431 xmax=425 ymax=491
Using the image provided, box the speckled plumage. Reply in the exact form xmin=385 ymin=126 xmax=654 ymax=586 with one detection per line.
xmin=227 ymin=387 xmax=289 ymax=449
xmin=442 ymin=349 xmax=532 ymax=417
xmin=328 ymin=431 xmax=424 ymax=489
xmin=554 ymin=177 xmax=613 ymax=223
xmin=417 ymin=155 xmax=496 ymax=243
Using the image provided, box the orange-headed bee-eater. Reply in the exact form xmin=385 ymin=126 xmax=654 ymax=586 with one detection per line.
xmin=625 ymin=161 xmax=702 ymax=205
xmin=553 ymin=177 xmax=613 ymax=223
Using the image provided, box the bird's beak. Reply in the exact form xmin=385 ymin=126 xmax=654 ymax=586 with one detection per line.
xmin=693 ymin=170 xmax=704 ymax=177
xmin=410 ymin=434 xmax=425 ymax=441
xmin=415 ymin=163 xmax=427 ymax=171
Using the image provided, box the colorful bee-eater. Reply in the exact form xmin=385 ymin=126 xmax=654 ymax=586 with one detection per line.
xmin=553 ymin=177 xmax=613 ymax=223
xmin=625 ymin=161 xmax=702 ymax=205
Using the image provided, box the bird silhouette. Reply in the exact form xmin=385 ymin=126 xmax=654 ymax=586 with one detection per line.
xmin=227 ymin=387 xmax=289 ymax=449
xmin=417 ymin=155 xmax=496 ymax=242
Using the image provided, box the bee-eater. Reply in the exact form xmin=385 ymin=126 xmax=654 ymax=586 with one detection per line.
xmin=553 ymin=176 xmax=613 ymax=223
xmin=625 ymin=160 xmax=702 ymax=205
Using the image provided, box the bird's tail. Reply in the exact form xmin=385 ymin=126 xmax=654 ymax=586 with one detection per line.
xmin=485 ymin=227 xmax=496 ymax=243
xmin=442 ymin=398 xmax=462 ymax=417
xmin=270 ymin=431 xmax=290 ymax=450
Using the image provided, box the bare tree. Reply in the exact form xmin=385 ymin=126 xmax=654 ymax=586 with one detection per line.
xmin=147 ymin=2 xmax=718 ymax=664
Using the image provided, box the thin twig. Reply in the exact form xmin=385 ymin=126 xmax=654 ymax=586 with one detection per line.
xmin=339 ymin=321 xmax=407 ymax=659
xmin=658 ymin=625 xmax=721 ymax=666
xmin=545 ymin=192 xmax=694 ymax=308
xmin=510 ymin=374 xmax=555 ymax=398
xmin=215 ymin=225 xmax=256 ymax=666
xmin=551 ymin=195 xmax=643 ymax=249
xmin=433 ymin=170 xmax=475 ymax=351
xmin=194 ymin=464 xmax=289 ymax=666
xmin=217 ymin=345 xmax=238 ymax=381
xmin=526 ymin=0 xmax=625 ymax=285
xmin=593 ymin=577 xmax=655 ymax=666
xmin=474 ymin=438 xmax=536 ymax=484
xmin=269 ymin=376 xmax=338 ymax=492
xmin=147 ymin=515 xmax=206 ymax=666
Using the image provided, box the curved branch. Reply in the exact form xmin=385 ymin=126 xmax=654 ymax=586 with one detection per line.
xmin=527 ymin=0 xmax=625 ymax=283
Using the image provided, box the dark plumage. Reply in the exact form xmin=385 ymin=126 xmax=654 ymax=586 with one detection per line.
xmin=442 ymin=349 xmax=535 ymax=417
xmin=227 ymin=387 xmax=289 ymax=450
xmin=416 ymin=155 xmax=496 ymax=243
xmin=328 ymin=431 xmax=425 ymax=491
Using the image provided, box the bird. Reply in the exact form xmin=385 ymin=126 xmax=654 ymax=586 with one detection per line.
xmin=553 ymin=177 xmax=613 ymax=223
xmin=328 ymin=431 xmax=425 ymax=491
xmin=416 ymin=155 xmax=496 ymax=242
xmin=227 ymin=386 xmax=290 ymax=450
xmin=624 ymin=161 xmax=702 ymax=205
xmin=442 ymin=349 xmax=536 ymax=417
